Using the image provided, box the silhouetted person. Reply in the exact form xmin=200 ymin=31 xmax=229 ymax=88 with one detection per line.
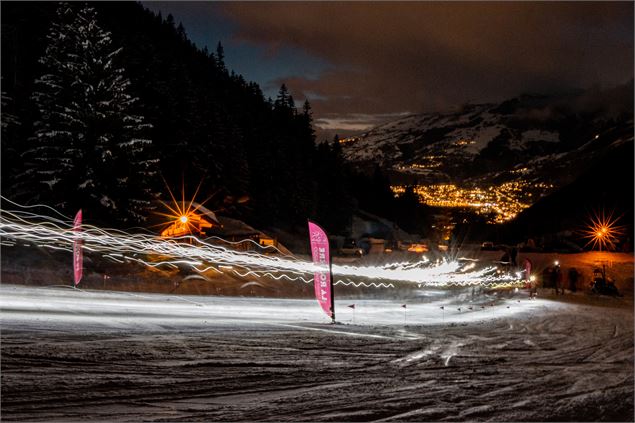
xmin=531 ymin=279 xmax=538 ymax=299
xmin=542 ymin=267 xmax=552 ymax=290
xmin=524 ymin=257 xmax=534 ymax=298
xmin=550 ymin=266 xmax=559 ymax=294
xmin=568 ymin=267 xmax=579 ymax=293
xmin=552 ymin=265 xmax=563 ymax=295
xmin=510 ymin=247 xmax=518 ymax=267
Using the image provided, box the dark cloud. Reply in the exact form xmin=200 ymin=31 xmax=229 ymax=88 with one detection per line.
xmin=217 ymin=2 xmax=633 ymax=136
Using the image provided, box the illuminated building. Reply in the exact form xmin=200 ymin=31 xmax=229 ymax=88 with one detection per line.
xmin=160 ymin=202 xmax=219 ymax=238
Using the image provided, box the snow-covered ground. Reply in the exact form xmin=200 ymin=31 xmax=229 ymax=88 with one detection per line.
xmin=0 ymin=284 xmax=568 ymax=328
xmin=1 ymin=284 xmax=633 ymax=421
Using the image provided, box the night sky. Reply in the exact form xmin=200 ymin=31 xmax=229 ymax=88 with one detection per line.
xmin=143 ymin=1 xmax=633 ymax=139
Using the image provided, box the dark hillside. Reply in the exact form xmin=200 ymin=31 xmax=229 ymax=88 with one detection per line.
xmin=1 ymin=2 xmax=366 ymax=234
xmin=503 ymin=139 xmax=634 ymax=248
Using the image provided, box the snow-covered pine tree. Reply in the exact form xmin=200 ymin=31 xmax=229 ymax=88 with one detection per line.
xmin=18 ymin=3 xmax=77 ymax=207
xmin=70 ymin=4 xmax=159 ymax=224
xmin=23 ymin=2 xmax=159 ymax=224
xmin=1 ymin=84 xmax=22 ymax=198
xmin=1 ymin=90 xmax=20 ymax=130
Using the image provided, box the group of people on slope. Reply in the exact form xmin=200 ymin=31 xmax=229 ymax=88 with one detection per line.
xmin=542 ymin=264 xmax=579 ymax=295
xmin=498 ymin=247 xmax=582 ymax=298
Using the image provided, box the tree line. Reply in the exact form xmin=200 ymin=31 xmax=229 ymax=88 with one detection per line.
xmin=1 ymin=2 xmax=430 ymax=238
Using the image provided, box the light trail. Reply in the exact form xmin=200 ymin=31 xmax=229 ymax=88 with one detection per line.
xmin=0 ymin=201 xmax=523 ymax=288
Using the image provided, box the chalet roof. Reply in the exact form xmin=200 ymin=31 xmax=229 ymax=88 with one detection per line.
xmin=209 ymin=216 xmax=293 ymax=255
xmin=190 ymin=202 xmax=220 ymax=225
xmin=210 ymin=216 xmax=262 ymax=237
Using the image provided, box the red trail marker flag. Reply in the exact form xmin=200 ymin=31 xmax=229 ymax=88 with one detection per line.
xmin=308 ymin=221 xmax=334 ymax=321
xmin=73 ymin=209 xmax=83 ymax=287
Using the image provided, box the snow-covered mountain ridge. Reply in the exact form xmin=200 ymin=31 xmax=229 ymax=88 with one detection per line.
xmin=341 ymin=91 xmax=633 ymax=222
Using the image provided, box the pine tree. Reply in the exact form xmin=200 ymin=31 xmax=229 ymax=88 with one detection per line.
xmin=1 ymin=90 xmax=20 ymax=130
xmin=216 ymin=41 xmax=225 ymax=70
xmin=273 ymin=83 xmax=297 ymax=128
xmin=274 ymin=84 xmax=291 ymax=110
xmin=165 ymin=13 xmax=175 ymax=27
xmin=299 ymin=99 xmax=316 ymax=153
xmin=18 ymin=3 xmax=76 ymax=207
xmin=176 ymin=22 xmax=187 ymax=42
xmin=302 ymin=99 xmax=312 ymax=119
xmin=1 ymin=86 xmax=21 ymax=196
xmin=23 ymin=3 xmax=159 ymax=224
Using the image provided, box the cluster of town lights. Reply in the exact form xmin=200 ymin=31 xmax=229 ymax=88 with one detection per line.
xmin=391 ymin=181 xmax=553 ymax=223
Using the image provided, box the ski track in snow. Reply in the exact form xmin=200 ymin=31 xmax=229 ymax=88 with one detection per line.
xmin=1 ymin=284 xmax=633 ymax=422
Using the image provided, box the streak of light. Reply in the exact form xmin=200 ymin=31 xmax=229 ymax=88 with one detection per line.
xmin=0 ymin=200 xmax=523 ymax=289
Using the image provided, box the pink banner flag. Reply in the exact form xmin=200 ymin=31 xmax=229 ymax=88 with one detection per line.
xmin=308 ymin=221 xmax=333 ymax=319
xmin=524 ymin=258 xmax=532 ymax=281
xmin=73 ymin=209 xmax=83 ymax=286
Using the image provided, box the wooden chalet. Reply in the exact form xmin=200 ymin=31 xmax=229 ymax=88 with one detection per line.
xmin=160 ymin=202 xmax=220 ymax=238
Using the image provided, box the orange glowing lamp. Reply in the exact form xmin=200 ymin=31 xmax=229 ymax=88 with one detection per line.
xmin=582 ymin=210 xmax=623 ymax=252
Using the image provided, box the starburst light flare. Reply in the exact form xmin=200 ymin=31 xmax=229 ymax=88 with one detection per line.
xmin=582 ymin=209 xmax=624 ymax=251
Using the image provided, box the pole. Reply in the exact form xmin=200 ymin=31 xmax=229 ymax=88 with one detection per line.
xmin=329 ymin=256 xmax=335 ymax=324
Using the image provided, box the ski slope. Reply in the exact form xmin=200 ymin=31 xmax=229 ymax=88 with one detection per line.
xmin=1 ymin=284 xmax=633 ymax=421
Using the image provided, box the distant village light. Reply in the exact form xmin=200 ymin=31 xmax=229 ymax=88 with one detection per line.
xmin=390 ymin=180 xmax=553 ymax=223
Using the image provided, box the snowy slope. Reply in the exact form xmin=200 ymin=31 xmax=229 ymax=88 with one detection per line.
xmin=1 ymin=284 xmax=633 ymax=421
xmin=343 ymin=103 xmax=547 ymax=164
xmin=342 ymin=95 xmax=634 ymax=191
